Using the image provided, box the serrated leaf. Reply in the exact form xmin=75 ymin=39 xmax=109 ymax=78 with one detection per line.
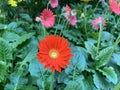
xmin=64 ymin=81 xmax=83 ymax=90
xmin=93 ymin=72 xmax=114 ymax=90
xmin=85 ymin=41 xmax=97 ymax=59
xmin=62 ymin=30 xmax=82 ymax=44
xmin=65 ymin=51 xmax=87 ymax=74
xmin=94 ymin=46 xmax=113 ymax=68
xmin=0 ymin=38 xmax=12 ymax=60
xmin=0 ymin=61 xmax=7 ymax=82
xmin=12 ymin=32 xmax=35 ymax=48
xmin=98 ymin=67 xmax=118 ymax=84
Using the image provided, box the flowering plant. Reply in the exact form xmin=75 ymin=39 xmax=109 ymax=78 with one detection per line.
xmin=0 ymin=0 xmax=120 ymax=90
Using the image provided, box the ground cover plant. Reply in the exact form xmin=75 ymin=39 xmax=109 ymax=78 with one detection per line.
xmin=0 ymin=0 xmax=120 ymax=90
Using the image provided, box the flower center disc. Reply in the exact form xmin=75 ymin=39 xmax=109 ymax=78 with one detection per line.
xmin=49 ymin=49 xmax=59 ymax=59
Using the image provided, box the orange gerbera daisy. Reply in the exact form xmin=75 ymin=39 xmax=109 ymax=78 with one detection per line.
xmin=37 ymin=35 xmax=73 ymax=72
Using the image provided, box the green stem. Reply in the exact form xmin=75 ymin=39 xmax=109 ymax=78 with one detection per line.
xmin=84 ymin=16 xmax=87 ymax=37
xmin=47 ymin=1 xmax=50 ymax=9
xmin=60 ymin=19 xmax=68 ymax=36
xmin=114 ymin=34 xmax=120 ymax=49
xmin=90 ymin=1 xmax=100 ymax=17
xmin=50 ymin=72 xmax=54 ymax=90
xmin=108 ymin=17 xmax=120 ymax=42
xmin=97 ymin=24 xmax=103 ymax=54
xmin=73 ymin=65 xmax=76 ymax=82
xmin=54 ymin=15 xmax=61 ymax=36
xmin=42 ymin=25 xmax=46 ymax=37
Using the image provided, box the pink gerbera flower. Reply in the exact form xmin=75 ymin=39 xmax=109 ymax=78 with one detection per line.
xmin=92 ymin=17 xmax=106 ymax=30
xmin=50 ymin=0 xmax=58 ymax=8
xmin=40 ymin=9 xmax=55 ymax=28
xmin=109 ymin=0 xmax=120 ymax=15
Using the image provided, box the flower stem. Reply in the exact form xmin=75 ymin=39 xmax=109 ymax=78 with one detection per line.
xmin=114 ymin=34 xmax=120 ymax=49
xmin=97 ymin=24 xmax=103 ymax=54
xmin=50 ymin=72 xmax=54 ymax=90
xmin=47 ymin=1 xmax=50 ymax=9
xmin=54 ymin=15 xmax=61 ymax=36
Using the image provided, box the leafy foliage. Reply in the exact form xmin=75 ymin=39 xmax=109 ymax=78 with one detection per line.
xmin=94 ymin=46 xmax=113 ymax=68
xmin=0 ymin=0 xmax=120 ymax=90
xmin=98 ymin=67 xmax=118 ymax=84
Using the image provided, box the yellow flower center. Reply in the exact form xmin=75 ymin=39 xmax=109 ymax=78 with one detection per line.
xmin=49 ymin=49 xmax=59 ymax=59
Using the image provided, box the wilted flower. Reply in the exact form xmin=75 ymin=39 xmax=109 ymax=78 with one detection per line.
xmin=37 ymin=35 xmax=73 ymax=72
xmin=64 ymin=5 xmax=77 ymax=26
xmin=92 ymin=17 xmax=106 ymax=30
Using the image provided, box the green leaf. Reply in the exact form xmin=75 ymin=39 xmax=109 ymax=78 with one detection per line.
xmin=94 ymin=46 xmax=113 ymax=68
xmin=114 ymin=82 xmax=120 ymax=90
xmin=83 ymin=75 xmax=97 ymax=90
xmin=24 ymin=47 xmax=37 ymax=62
xmin=12 ymin=32 xmax=35 ymax=48
xmin=3 ymin=31 xmax=20 ymax=42
xmin=111 ymin=53 xmax=120 ymax=66
xmin=28 ymin=59 xmax=43 ymax=77
xmin=64 ymin=81 xmax=83 ymax=90
xmin=5 ymin=73 xmax=28 ymax=90
xmin=0 ymin=24 xmax=7 ymax=30
xmin=85 ymin=41 xmax=97 ymax=59
xmin=23 ymin=85 xmax=38 ymax=90
xmin=20 ymin=13 xmax=32 ymax=22
xmin=0 ymin=61 xmax=7 ymax=82
xmin=98 ymin=67 xmax=118 ymax=84
xmin=93 ymin=72 xmax=114 ymax=90
xmin=57 ymin=71 xmax=68 ymax=83
xmin=62 ymin=30 xmax=82 ymax=45
xmin=7 ymin=22 xmax=18 ymax=29
xmin=0 ymin=38 xmax=12 ymax=61
xmin=76 ymin=46 xmax=88 ymax=59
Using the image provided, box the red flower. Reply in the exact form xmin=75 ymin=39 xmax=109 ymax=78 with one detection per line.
xmin=109 ymin=0 xmax=120 ymax=15
xmin=40 ymin=9 xmax=55 ymax=28
xmin=37 ymin=35 xmax=73 ymax=72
